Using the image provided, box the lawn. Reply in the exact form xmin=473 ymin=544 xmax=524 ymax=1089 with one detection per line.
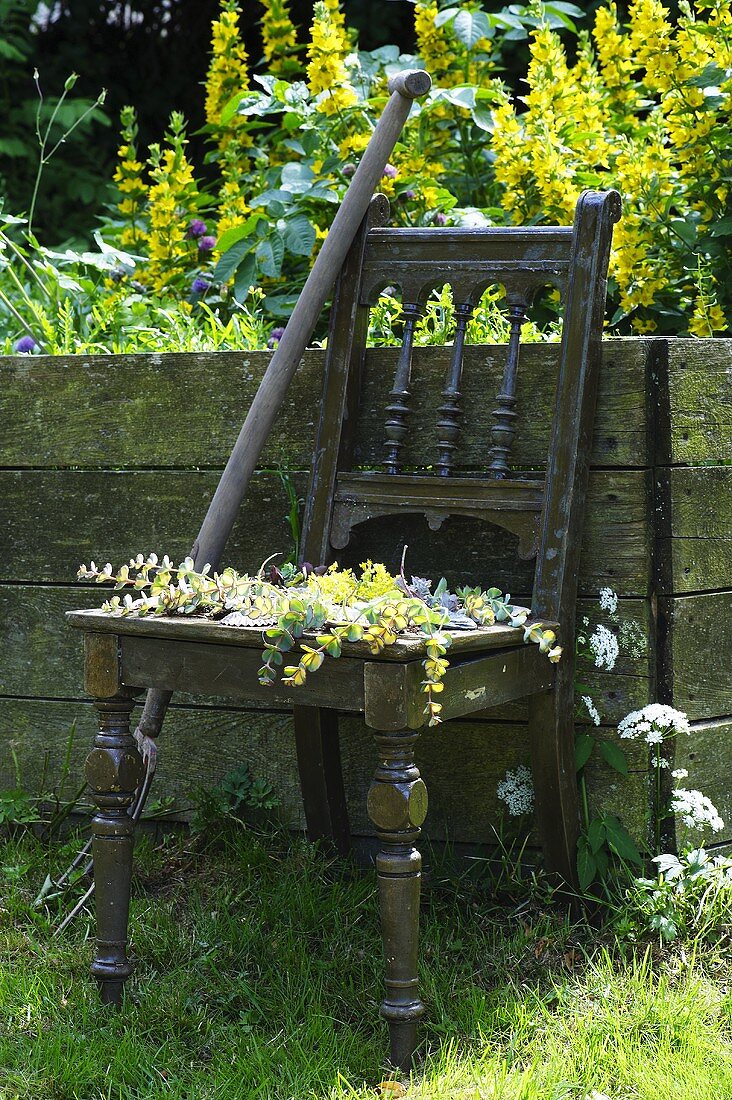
xmin=1 ymin=826 xmax=732 ymax=1100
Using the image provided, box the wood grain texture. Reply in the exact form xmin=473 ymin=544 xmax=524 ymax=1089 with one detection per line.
xmin=668 ymin=592 xmax=732 ymax=719
xmin=667 ymin=339 xmax=732 ymax=465
xmin=0 ymin=698 xmax=652 ymax=846
xmin=0 ymin=469 xmax=652 ymax=594
xmin=0 ymin=340 xmax=648 ymax=470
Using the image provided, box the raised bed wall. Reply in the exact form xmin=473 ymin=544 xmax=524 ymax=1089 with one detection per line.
xmin=1 ymin=338 xmax=730 ymax=852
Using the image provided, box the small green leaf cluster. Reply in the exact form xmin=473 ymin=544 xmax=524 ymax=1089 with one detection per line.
xmin=81 ymin=553 xmax=562 ymax=728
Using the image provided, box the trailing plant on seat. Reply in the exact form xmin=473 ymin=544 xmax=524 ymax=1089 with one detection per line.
xmin=78 ymin=554 xmax=562 ymax=727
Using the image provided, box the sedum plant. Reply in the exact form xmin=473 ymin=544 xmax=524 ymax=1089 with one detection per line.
xmin=78 ymin=554 xmax=562 ymax=727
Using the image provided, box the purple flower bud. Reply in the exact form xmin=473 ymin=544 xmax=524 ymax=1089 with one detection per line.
xmin=267 ymin=326 xmax=285 ymax=349
xmin=382 ymin=163 xmax=398 ymax=180
xmin=433 ymin=211 xmax=448 ymax=226
xmin=191 ymin=276 xmax=211 ymax=294
xmin=187 ymin=219 xmax=208 ymax=239
xmin=342 ymin=164 xmax=356 ymax=178
xmin=401 ymin=189 xmax=416 ymax=201
xmin=198 ymin=235 xmax=216 ymax=253
xmin=14 ymin=335 xmax=37 ymax=354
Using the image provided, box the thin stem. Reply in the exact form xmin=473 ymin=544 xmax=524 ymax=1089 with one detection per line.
xmin=0 ymin=287 xmax=44 ymax=347
xmin=0 ymin=230 xmax=52 ymax=299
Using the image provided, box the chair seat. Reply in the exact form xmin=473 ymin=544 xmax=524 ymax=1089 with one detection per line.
xmin=67 ymin=608 xmax=557 ymax=729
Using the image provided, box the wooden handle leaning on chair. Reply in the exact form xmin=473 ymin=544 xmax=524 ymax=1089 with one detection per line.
xmin=135 ymin=69 xmax=432 ymax=743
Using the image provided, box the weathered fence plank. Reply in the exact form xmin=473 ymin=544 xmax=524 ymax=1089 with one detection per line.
xmin=0 ymin=340 xmax=648 ymax=469
xmin=0 ymin=698 xmax=651 ymax=846
xmin=0 ymin=469 xmax=652 ymax=594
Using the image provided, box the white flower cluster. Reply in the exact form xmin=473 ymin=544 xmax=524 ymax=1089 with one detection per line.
xmin=671 ymin=788 xmax=724 ymax=834
xmin=589 ymin=624 xmax=619 ymax=670
xmin=497 ymin=764 xmax=534 ymax=817
xmin=598 ymin=586 xmax=618 ymax=615
xmin=618 ymin=619 xmax=646 ymax=658
xmin=617 ymin=703 xmax=690 ymax=744
xmin=582 ymin=695 xmax=601 ymax=726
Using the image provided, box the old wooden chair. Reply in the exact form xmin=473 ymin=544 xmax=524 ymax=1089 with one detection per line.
xmin=67 ymin=187 xmax=620 ymax=1070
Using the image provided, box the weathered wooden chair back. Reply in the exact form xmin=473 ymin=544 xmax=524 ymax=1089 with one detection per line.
xmin=302 ymin=189 xmax=621 ymax=629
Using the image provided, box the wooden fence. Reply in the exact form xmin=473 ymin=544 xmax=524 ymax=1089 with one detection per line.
xmin=1 ymin=337 xmax=730 ymax=852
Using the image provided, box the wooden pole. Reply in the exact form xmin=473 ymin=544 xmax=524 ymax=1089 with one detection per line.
xmin=135 ymin=69 xmax=431 ymax=742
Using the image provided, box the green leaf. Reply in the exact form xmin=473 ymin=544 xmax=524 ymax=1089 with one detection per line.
xmin=434 ymin=6 xmax=459 ymax=28
xmin=575 ymin=732 xmax=594 ymax=771
xmin=284 ymin=214 xmax=316 ymax=257
xmin=452 ymin=9 xmax=491 ymax=48
xmin=576 ymin=839 xmax=597 ymax=892
xmin=587 ymin=818 xmax=606 ymax=854
xmin=217 ymin=216 xmax=262 ymax=255
xmin=212 ymin=239 xmax=252 ymax=284
xmin=233 ymin=254 xmax=257 ymax=303
xmin=603 ymin=816 xmax=643 ymax=866
xmin=256 ymin=231 xmax=284 ymax=278
xmin=599 ymin=739 xmax=628 ymax=775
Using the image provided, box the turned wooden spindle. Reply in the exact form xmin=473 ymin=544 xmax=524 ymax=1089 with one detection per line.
xmin=85 ymin=690 xmax=143 ymax=1005
xmin=436 ymin=301 xmax=472 ymax=476
xmin=367 ymin=728 xmax=428 ymax=1071
xmin=384 ymin=302 xmax=421 ymax=474
xmin=488 ymin=298 xmax=527 ymax=478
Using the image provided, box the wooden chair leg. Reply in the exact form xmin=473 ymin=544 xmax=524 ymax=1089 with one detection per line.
xmin=85 ymin=691 xmax=144 ymax=1005
xmin=527 ymin=666 xmax=580 ymax=891
xmin=367 ymin=728 xmax=427 ymax=1072
xmin=293 ymin=705 xmax=350 ymax=855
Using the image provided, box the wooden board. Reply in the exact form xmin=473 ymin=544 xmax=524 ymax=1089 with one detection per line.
xmin=0 ymin=698 xmax=652 ymax=848
xmin=667 ymin=592 xmax=732 ymax=720
xmin=0 ymin=340 xmax=649 ymax=470
xmin=0 ymin=468 xmax=653 ymax=595
xmin=667 ymin=340 xmax=732 ymax=465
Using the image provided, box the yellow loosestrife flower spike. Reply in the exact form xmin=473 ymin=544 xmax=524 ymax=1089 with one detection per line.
xmin=143 ymin=113 xmax=201 ymax=296
xmin=205 ymin=0 xmax=251 ymax=141
xmin=414 ymin=1 xmax=457 ymax=82
xmin=306 ymin=1 xmax=357 ymax=115
xmin=261 ymin=0 xmax=299 ymax=74
xmin=113 ymin=105 xmax=146 ymax=250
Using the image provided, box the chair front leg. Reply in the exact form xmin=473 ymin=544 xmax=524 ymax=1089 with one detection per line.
xmin=86 ymin=690 xmax=143 ymax=1005
xmin=367 ymin=728 xmax=427 ymax=1072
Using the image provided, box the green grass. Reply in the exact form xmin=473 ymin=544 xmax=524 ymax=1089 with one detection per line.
xmin=2 ymin=828 xmax=732 ymax=1100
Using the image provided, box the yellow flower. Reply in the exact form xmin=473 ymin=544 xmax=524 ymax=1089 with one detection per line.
xmin=261 ymin=0 xmax=298 ymax=74
xmin=414 ymin=1 xmax=457 ymax=83
xmin=307 ymin=2 xmax=357 ymax=116
xmin=142 ymin=114 xmax=202 ymax=295
xmin=205 ymin=0 xmax=251 ymax=151
xmin=113 ymin=106 xmax=146 ymax=249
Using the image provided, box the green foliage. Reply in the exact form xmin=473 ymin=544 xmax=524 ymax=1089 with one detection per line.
xmin=0 ymin=723 xmax=86 ymax=840
xmin=190 ymin=764 xmax=280 ymax=839
xmin=618 ymin=848 xmax=732 ymax=945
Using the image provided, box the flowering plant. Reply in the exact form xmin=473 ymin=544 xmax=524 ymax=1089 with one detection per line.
xmin=78 ymin=553 xmax=561 ymax=727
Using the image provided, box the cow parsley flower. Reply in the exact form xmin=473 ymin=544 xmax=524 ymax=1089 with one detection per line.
xmin=671 ymin=768 xmax=688 ymax=780
xmin=599 ymin=586 xmax=618 ymax=615
xmin=671 ymin=788 xmax=724 ymax=834
xmin=497 ymin=764 xmax=534 ymax=816
xmin=618 ymin=704 xmax=690 ymax=743
xmin=582 ymin=695 xmax=601 ymax=726
xmin=589 ymin=624 xmax=618 ymax=669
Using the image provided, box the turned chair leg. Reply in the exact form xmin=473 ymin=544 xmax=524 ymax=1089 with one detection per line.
xmin=527 ymin=662 xmax=581 ymax=891
xmin=85 ymin=691 xmax=144 ymax=1005
xmin=367 ymin=728 xmax=427 ymax=1072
